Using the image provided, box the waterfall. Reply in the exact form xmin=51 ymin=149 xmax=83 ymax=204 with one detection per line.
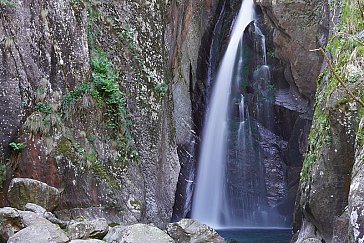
xmin=192 ymin=0 xmax=286 ymax=228
xmin=191 ymin=0 xmax=255 ymax=228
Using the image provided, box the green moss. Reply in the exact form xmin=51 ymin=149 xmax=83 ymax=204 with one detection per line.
xmin=91 ymin=161 xmax=119 ymax=189
xmin=0 ymin=159 xmax=7 ymax=189
xmin=54 ymin=137 xmax=79 ymax=163
xmin=300 ymin=0 xmax=364 ymax=180
xmin=130 ymin=198 xmax=142 ymax=210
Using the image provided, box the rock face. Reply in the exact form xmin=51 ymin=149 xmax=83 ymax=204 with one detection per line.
xmin=167 ymin=0 xmax=223 ymax=220
xmin=7 ymin=178 xmax=60 ymax=211
xmin=252 ymin=0 xmax=329 ymax=228
xmin=291 ymin=0 xmax=364 ymax=242
xmin=254 ymin=0 xmax=328 ymax=102
xmin=167 ymin=219 xmax=226 ymax=243
xmin=348 ymin=117 xmax=364 ymax=243
xmin=0 ymin=0 xmax=179 ymax=227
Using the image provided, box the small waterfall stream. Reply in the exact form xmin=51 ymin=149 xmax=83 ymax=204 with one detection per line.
xmin=192 ymin=0 xmax=285 ymax=228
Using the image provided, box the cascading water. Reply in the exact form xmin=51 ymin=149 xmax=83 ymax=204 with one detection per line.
xmin=192 ymin=0 xmax=285 ymax=228
xmin=191 ymin=0 xmax=255 ymax=228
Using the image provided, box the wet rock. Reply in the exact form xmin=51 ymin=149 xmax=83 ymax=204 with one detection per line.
xmin=254 ymin=0 xmax=328 ymax=102
xmin=294 ymin=219 xmax=323 ymax=243
xmin=257 ymin=123 xmax=288 ymax=207
xmin=0 ymin=207 xmax=24 ymax=241
xmin=167 ymin=219 xmax=225 ymax=243
xmin=68 ymin=218 xmax=108 ymax=240
xmin=301 ymin=239 xmax=322 ymax=243
xmin=7 ymin=178 xmax=60 ymax=211
xmin=7 ymin=223 xmax=69 ymax=243
xmin=104 ymin=223 xmax=174 ymax=243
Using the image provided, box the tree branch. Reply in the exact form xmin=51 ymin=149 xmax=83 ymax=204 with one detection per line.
xmin=310 ymin=48 xmax=364 ymax=107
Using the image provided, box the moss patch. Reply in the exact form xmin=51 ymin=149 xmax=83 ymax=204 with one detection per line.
xmin=300 ymin=0 xmax=364 ymax=180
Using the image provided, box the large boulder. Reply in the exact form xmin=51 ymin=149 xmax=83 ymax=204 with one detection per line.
xmin=104 ymin=224 xmax=174 ymax=243
xmin=25 ymin=203 xmax=67 ymax=228
xmin=70 ymin=240 xmax=106 ymax=243
xmin=68 ymin=218 xmax=109 ymax=240
xmin=7 ymin=223 xmax=69 ymax=243
xmin=167 ymin=219 xmax=225 ymax=243
xmin=0 ymin=207 xmax=24 ymax=242
xmin=19 ymin=211 xmax=52 ymax=227
xmin=7 ymin=178 xmax=60 ymax=211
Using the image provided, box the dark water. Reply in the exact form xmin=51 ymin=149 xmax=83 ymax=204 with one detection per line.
xmin=217 ymin=228 xmax=292 ymax=243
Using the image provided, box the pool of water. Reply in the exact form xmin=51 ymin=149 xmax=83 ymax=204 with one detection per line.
xmin=217 ymin=228 xmax=292 ymax=243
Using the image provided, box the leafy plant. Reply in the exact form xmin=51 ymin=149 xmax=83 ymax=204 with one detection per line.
xmin=154 ymin=82 xmax=168 ymax=97
xmin=348 ymin=69 xmax=361 ymax=83
xmin=0 ymin=0 xmax=16 ymax=8
xmin=9 ymin=142 xmax=26 ymax=151
xmin=35 ymin=102 xmax=52 ymax=114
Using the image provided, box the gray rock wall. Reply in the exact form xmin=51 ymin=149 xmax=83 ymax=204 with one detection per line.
xmin=0 ymin=0 xmax=180 ymax=227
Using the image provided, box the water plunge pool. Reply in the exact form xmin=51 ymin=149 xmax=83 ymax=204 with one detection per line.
xmin=217 ymin=228 xmax=292 ymax=243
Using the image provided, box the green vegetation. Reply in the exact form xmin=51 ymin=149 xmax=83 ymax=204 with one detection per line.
xmin=301 ymin=0 xmax=364 ymax=180
xmin=60 ymin=1 xmax=138 ymax=172
xmin=129 ymin=198 xmax=142 ymax=210
xmin=154 ymin=82 xmax=168 ymax=97
xmin=0 ymin=0 xmax=16 ymax=8
xmin=62 ymin=51 xmax=137 ymax=166
xmin=9 ymin=142 xmax=26 ymax=151
xmin=35 ymin=102 xmax=53 ymax=114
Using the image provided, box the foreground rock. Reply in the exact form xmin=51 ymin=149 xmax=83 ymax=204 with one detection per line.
xmin=7 ymin=223 xmax=69 ymax=243
xmin=167 ymin=219 xmax=226 ymax=243
xmin=68 ymin=218 xmax=109 ymax=240
xmin=104 ymin=224 xmax=174 ymax=243
xmin=0 ymin=207 xmax=24 ymax=241
xmin=70 ymin=240 xmax=106 ymax=243
xmin=7 ymin=178 xmax=60 ymax=211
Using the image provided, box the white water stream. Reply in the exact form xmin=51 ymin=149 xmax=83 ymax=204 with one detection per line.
xmin=191 ymin=0 xmax=255 ymax=228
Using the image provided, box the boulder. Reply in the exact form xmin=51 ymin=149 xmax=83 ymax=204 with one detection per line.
xmin=24 ymin=203 xmax=67 ymax=228
xmin=7 ymin=223 xmax=69 ymax=243
xmin=167 ymin=219 xmax=225 ymax=243
xmin=68 ymin=218 xmax=108 ymax=240
xmin=7 ymin=178 xmax=60 ymax=211
xmin=0 ymin=207 xmax=24 ymax=242
xmin=25 ymin=203 xmax=47 ymax=215
xmin=70 ymin=240 xmax=106 ymax=243
xmin=103 ymin=226 xmax=126 ymax=242
xmin=19 ymin=211 xmax=52 ymax=226
xmin=104 ymin=224 xmax=174 ymax=243
xmin=301 ymin=239 xmax=322 ymax=243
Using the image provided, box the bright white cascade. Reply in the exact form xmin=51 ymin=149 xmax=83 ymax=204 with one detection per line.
xmin=191 ymin=0 xmax=255 ymax=228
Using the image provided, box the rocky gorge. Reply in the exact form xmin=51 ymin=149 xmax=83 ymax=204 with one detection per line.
xmin=0 ymin=0 xmax=363 ymax=242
